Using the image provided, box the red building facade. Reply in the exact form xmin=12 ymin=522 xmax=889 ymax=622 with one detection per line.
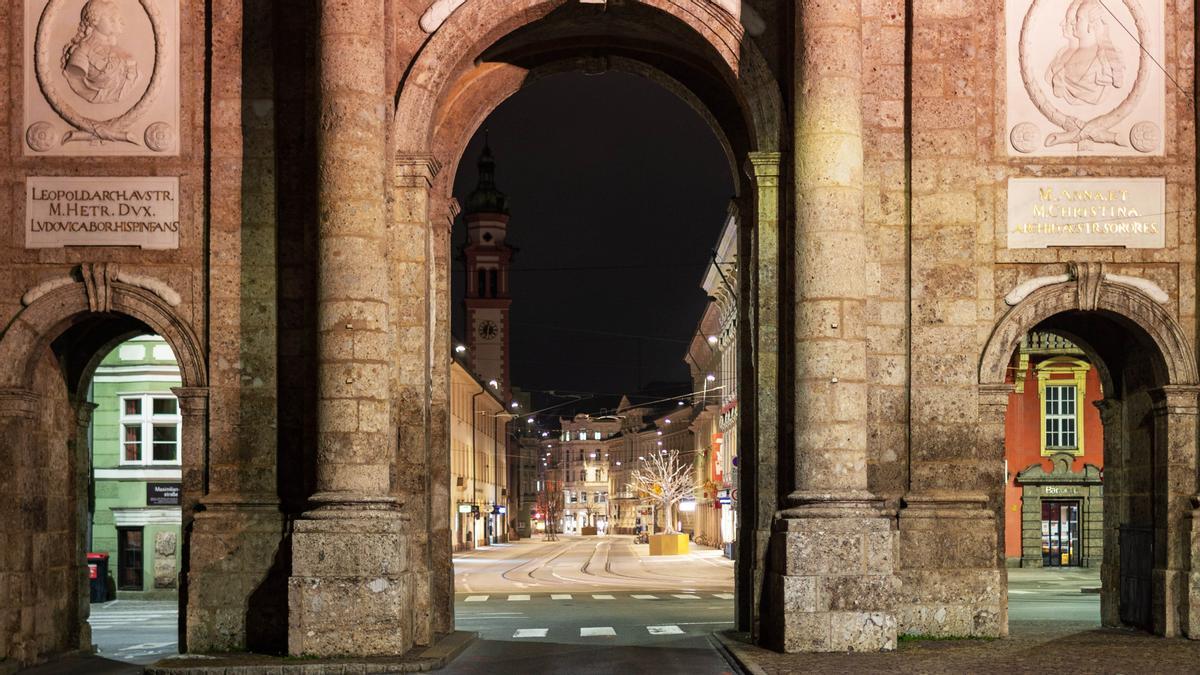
xmin=1004 ymin=333 xmax=1104 ymax=567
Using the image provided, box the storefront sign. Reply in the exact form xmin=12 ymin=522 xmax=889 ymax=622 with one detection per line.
xmin=1042 ymin=485 xmax=1085 ymax=496
xmin=26 ymin=176 xmax=180 ymax=249
xmin=1007 ymin=178 xmax=1165 ymax=249
xmin=492 ymin=505 xmax=507 ymax=515
xmin=146 ymin=482 xmax=181 ymax=506
xmin=457 ymin=503 xmax=473 ymax=514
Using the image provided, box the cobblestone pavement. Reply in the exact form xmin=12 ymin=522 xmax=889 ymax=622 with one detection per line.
xmin=720 ymin=621 xmax=1200 ymax=674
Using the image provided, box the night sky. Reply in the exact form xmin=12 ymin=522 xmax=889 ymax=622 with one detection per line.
xmin=451 ymin=72 xmax=734 ymax=406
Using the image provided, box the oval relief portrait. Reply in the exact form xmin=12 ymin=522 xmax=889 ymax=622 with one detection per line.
xmin=23 ymin=0 xmax=180 ymax=156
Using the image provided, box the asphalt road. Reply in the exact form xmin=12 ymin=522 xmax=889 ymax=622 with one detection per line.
xmin=445 ymin=535 xmax=738 ymax=674
xmin=1007 ymin=566 xmax=1101 ymax=623
xmin=87 ymin=600 xmax=179 ymax=665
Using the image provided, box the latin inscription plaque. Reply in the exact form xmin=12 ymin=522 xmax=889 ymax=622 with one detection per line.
xmin=1007 ymin=177 xmax=1165 ymax=249
xmin=26 ymin=176 xmax=180 ymax=249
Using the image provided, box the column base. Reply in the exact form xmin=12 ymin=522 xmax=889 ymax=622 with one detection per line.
xmin=896 ymin=491 xmax=1005 ymax=638
xmin=186 ymin=495 xmax=287 ymax=653
xmin=287 ymin=508 xmax=414 ymax=657
xmin=762 ymin=498 xmax=899 ymax=652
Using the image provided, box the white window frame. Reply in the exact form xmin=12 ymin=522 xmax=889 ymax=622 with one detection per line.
xmin=119 ymin=393 xmax=183 ymax=466
xmin=1044 ymin=384 xmax=1078 ymax=450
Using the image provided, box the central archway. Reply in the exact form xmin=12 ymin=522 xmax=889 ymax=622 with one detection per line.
xmin=388 ymin=0 xmax=784 ymax=644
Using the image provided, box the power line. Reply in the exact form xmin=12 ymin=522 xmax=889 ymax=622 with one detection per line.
xmin=1097 ymin=0 xmax=1194 ymax=107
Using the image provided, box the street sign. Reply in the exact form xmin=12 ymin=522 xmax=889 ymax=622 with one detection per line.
xmin=717 ymin=496 xmax=732 ymax=506
xmin=146 ymin=482 xmax=181 ymax=506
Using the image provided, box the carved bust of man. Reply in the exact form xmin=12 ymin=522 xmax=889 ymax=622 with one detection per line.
xmin=1044 ymin=0 xmax=1125 ymax=107
xmin=60 ymin=0 xmax=141 ymax=104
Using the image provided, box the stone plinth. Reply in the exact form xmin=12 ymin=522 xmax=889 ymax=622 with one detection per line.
xmin=764 ymin=507 xmax=899 ymax=652
xmin=896 ymin=493 xmax=1004 ymax=638
xmin=288 ymin=512 xmax=413 ymax=657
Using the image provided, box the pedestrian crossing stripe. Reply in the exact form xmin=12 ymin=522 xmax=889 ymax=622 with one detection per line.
xmin=550 ymin=594 xmax=572 ymax=600
xmin=713 ymin=593 xmax=734 ymax=599
xmin=672 ymin=594 xmax=701 ymax=599
xmin=580 ymin=626 xmax=617 ymax=636
xmin=591 ymin=594 xmax=615 ymax=600
xmin=507 ymin=594 xmax=530 ymax=601
xmin=506 ymin=625 xmax=689 ymax=638
xmin=464 ymin=595 xmax=489 ymax=602
xmin=631 ymin=594 xmax=658 ymax=600
xmin=513 ymin=628 xmax=548 ymax=638
xmin=646 ymin=625 xmax=685 ymax=635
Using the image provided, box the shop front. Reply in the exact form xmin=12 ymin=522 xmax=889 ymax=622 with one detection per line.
xmin=1015 ymin=453 xmax=1102 ymax=568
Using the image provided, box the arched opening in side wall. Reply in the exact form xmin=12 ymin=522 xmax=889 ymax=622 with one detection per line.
xmin=981 ymin=276 xmax=1198 ymax=637
xmin=0 ymin=276 xmax=206 ymax=668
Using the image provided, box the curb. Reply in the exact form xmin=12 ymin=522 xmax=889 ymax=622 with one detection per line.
xmin=145 ymin=631 xmax=477 ymax=674
xmin=711 ymin=631 xmax=769 ymax=675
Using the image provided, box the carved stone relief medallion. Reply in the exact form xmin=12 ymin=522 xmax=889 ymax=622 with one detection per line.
xmin=24 ymin=0 xmax=180 ymax=156
xmin=1006 ymin=0 xmax=1164 ymax=157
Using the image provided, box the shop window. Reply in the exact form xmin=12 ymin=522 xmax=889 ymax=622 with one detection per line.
xmin=117 ymin=527 xmax=144 ymax=590
xmin=1036 ymin=357 xmax=1090 ymax=456
xmin=120 ymin=394 xmax=182 ymax=465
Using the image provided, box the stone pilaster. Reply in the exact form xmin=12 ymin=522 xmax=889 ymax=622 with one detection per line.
xmin=287 ymin=0 xmax=412 ymax=657
xmin=764 ymin=2 xmax=898 ymax=653
xmin=72 ymin=401 xmax=98 ymax=653
xmin=1095 ymin=397 xmax=1124 ymax=628
xmin=1150 ymin=386 xmax=1200 ymax=638
xmin=743 ymin=151 xmax=781 ymax=639
xmin=0 ymin=389 xmax=40 ymax=665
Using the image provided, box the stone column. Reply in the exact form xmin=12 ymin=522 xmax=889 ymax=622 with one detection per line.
xmin=764 ymin=2 xmax=898 ymax=652
xmin=1150 ymin=386 xmax=1200 ymax=638
xmin=287 ymin=0 xmax=412 ymax=657
xmin=743 ymin=151 xmax=781 ymax=639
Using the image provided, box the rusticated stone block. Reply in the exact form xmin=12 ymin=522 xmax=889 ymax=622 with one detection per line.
xmin=830 ymin=611 xmax=897 ymax=652
xmin=288 ymin=575 xmax=414 ymax=657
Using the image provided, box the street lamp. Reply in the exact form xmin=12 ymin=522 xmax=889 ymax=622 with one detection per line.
xmin=455 ymin=344 xmax=467 ymax=354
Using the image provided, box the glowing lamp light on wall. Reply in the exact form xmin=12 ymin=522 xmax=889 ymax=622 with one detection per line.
xmin=454 ymin=344 xmax=467 ymax=354
xmin=707 ymin=335 xmax=719 ymax=345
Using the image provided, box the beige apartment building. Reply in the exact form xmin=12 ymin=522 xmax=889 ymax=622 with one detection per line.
xmin=688 ymin=209 xmax=739 ymax=553
xmin=450 ymin=360 xmax=510 ymax=551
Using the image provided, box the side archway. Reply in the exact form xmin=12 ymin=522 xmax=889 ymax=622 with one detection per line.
xmin=978 ymin=263 xmax=1200 ymax=639
xmin=0 ymin=264 xmax=207 ymax=666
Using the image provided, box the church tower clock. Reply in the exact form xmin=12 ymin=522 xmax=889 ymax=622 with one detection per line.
xmin=462 ymin=140 xmax=514 ymax=397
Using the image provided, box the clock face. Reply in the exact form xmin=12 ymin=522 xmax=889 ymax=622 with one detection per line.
xmin=478 ymin=320 xmax=499 ymax=341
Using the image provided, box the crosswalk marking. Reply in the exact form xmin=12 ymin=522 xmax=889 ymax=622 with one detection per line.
xmin=631 ymin=594 xmax=658 ymax=600
xmin=580 ymin=626 xmax=616 ymax=637
xmin=591 ymin=594 xmax=615 ymax=600
xmin=513 ymin=628 xmax=548 ymax=638
xmin=647 ymin=625 xmax=685 ymax=635
xmin=713 ymin=593 xmax=735 ymax=599
xmin=672 ymin=594 xmax=701 ymax=600
xmin=464 ymin=595 xmax=489 ymax=602
xmin=551 ymin=594 xmax=572 ymax=600
xmin=507 ymin=594 xmax=530 ymax=601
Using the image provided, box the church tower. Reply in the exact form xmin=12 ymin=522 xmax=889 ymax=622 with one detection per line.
xmin=462 ymin=140 xmax=514 ymax=397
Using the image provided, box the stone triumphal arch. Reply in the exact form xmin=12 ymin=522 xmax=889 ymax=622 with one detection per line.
xmin=3 ymin=0 xmax=1200 ymax=669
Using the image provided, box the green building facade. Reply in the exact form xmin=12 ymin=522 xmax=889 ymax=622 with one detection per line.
xmin=89 ymin=335 xmax=183 ymax=600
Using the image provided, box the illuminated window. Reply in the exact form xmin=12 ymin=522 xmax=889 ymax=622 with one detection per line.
xmin=578 ymin=431 xmax=586 ymax=441
xmin=593 ymin=431 xmax=601 ymax=440
xmin=120 ymin=394 xmax=181 ymax=465
xmin=1036 ymin=357 xmax=1090 ymax=455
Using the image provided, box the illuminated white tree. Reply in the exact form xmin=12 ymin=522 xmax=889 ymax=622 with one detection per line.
xmin=627 ymin=448 xmax=697 ymax=535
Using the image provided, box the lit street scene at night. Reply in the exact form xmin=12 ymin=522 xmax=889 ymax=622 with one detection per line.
xmin=8 ymin=1 xmax=1200 ymax=674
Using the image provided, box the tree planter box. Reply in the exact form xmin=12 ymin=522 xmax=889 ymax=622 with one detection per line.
xmin=580 ymin=526 xmax=598 ymax=536
xmin=648 ymin=533 xmax=689 ymax=555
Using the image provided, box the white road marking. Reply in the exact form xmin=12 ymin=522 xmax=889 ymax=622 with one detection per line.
xmin=647 ymin=625 xmax=685 ymax=635
xmin=713 ymin=593 xmax=735 ymax=599
xmin=672 ymin=594 xmax=701 ymax=600
xmin=464 ymin=595 xmax=489 ymax=602
xmin=591 ymin=594 xmax=615 ymax=600
xmin=551 ymin=594 xmax=572 ymax=600
xmin=631 ymin=594 xmax=659 ymax=600
xmin=580 ymin=626 xmax=617 ymax=637
xmin=513 ymin=628 xmax=548 ymax=638
xmin=507 ymin=594 xmax=530 ymax=601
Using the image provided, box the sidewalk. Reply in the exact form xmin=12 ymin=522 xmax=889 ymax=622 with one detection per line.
xmin=717 ymin=621 xmax=1200 ymax=674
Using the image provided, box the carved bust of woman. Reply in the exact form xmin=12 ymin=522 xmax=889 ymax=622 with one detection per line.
xmin=61 ymin=0 xmax=141 ymax=105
